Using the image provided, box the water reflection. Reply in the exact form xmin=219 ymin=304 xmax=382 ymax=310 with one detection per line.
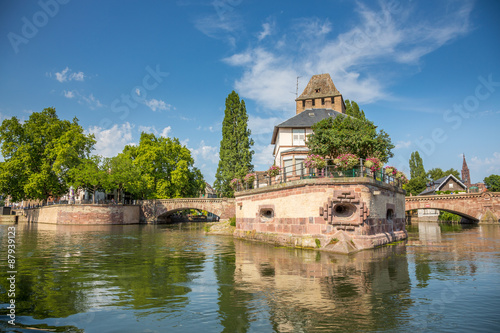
xmin=232 ymin=241 xmax=412 ymax=332
xmin=1 ymin=222 xmax=499 ymax=332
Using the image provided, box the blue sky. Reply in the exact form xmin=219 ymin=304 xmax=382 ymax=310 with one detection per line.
xmin=1 ymin=0 xmax=499 ymax=185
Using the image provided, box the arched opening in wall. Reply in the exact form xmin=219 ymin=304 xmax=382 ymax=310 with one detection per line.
xmin=260 ymin=208 xmax=274 ymax=222
xmin=158 ymin=208 xmax=220 ymax=224
xmin=386 ymin=209 xmax=394 ymax=222
xmin=333 ymin=203 xmax=355 ymax=218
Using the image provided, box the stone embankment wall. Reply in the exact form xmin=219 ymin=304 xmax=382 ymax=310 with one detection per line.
xmin=234 ymin=177 xmax=407 ymax=253
xmin=24 ymin=205 xmax=140 ymax=224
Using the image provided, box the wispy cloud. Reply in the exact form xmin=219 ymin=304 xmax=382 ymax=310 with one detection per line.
xmin=395 ymin=140 xmax=412 ymax=150
xmin=64 ymin=90 xmax=75 ymax=98
xmin=62 ymin=90 xmax=103 ymax=109
xmin=138 ymin=125 xmax=172 ymax=138
xmin=470 ymin=152 xmax=500 ymax=177
xmin=54 ymin=67 xmax=86 ymax=83
xmin=223 ymin=1 xmax=473 ymax=112
xmin=144 ymin=98 xmax=171 ymax=112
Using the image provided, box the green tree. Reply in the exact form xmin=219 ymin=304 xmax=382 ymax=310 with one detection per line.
xmin=0 ymin=108 xmax=95 ymax=202
xmin=214 ymin=91 xmax=254 ymax=197
xmin=484 ymin=174 xmax=500 ymax=192
xmin=306 ymin=112 xmax=394 ymax=162
xmin=345 ymin=99 xmax=366 ymax=119
xmin=68 ymin=155 xmax=108 ymax=203
xmin=409 ymin=151 xmax=426 ymax=179
xmin=406 ymin=151 xmax=427 ymax=196
xmin=122 ymin=132 xmax=204 ymax=199
xmin=427 ymin=167 xmax=460 ymax=181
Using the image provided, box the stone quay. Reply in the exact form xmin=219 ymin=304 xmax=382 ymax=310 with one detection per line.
xmin=234 ymin=176 xmax=407 ymax=254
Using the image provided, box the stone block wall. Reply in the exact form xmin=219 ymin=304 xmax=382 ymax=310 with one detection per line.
xmin=234 ymin=177 xmax=406 ymax=252
xmin=24 ymin=205 xmax=140 ymax=224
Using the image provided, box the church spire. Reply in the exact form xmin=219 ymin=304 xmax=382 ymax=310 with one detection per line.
xmin=461 ymin=154 xmax=471 ymax=187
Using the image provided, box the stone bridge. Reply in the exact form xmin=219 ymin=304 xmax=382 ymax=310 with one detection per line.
xmin=139 ymin=198 xmax=236 ymax=223
xmin=405 ymin=192 xmax=500 ymax=223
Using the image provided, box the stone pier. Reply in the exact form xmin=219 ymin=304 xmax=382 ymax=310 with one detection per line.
xmin=234 ymin=177 xmax=407 ymax=254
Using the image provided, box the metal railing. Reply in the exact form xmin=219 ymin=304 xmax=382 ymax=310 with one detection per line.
xmin=234 ymin=158 xmax=405 ymax=191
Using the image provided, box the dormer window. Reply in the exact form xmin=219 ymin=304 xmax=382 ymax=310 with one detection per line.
xmin=315 ymin=88 xmax=321 ymax=93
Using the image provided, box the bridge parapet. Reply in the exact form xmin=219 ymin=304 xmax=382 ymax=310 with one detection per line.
xmin=405 ymin=192 xmax=500 ymax=223
xmin=138 ymin=198 xmax=236 ymax=223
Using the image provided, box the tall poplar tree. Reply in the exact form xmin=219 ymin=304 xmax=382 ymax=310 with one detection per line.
xmin=405 ymin=151 xmax=428 ymax=196
xmin=214 ymin=91 xmax=254 ymax=197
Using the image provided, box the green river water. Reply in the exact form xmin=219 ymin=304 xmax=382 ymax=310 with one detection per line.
xmin=1 ymin=222 xmax=500 ymax=332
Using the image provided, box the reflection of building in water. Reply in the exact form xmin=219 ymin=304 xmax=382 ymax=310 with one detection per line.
xmin=417 ymin=222 xmax=442 ymax=242
xmin=232 ymin=240 xmax=411 ymax=331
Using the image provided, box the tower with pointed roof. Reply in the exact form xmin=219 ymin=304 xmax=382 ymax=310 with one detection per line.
xmin=461 ymin=154 xmax=471 ymax=187
xmin=295 ymin=73 xmax=345 ymax=114
xmin=272 ymin=73 xmax=345 ymax=174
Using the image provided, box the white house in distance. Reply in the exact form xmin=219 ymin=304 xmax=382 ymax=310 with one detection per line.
xmin=271 ymin=73 xmax=346 ymax=177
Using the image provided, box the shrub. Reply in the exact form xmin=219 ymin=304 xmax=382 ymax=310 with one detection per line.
xmin=333 ymin=153 xmax=359 ymax=169
xmin=266 ymin=165 xmax=281 ymax=177
xmin=305 ymin=154 xmax=327 ymax=169
xmin=229 ymin=216 xmax=236 ymax=227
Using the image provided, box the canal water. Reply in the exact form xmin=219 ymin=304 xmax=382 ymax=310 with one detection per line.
xmin=1 ymin=222 xmax=500 ymax=332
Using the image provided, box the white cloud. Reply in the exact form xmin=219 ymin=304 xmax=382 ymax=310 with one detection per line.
xmin=224 ymin=1 xmax=473 ymax=111
xmin=88 ymin=122 xmax=135 ymax=157
xmin=55 ymin=67 xmax=70 ymax=82
xmin=470 ymin=152 xmax=500 ymax=176
xmin=81 ymin=93 xmax=103 ymax=109
xmin=54 ymin=67 xmax=86 ymax=82
xmin=71 ymin=71 xmax=85 ymax=81
xmin=144 ymin=98 xmax=170 ymax=112
xmin=138 ymin=125 xmax=172 ymax=138
xmin=395 ymin=140 xmax=412 ymax=150
xmin=258 ymin=22 xmax=273 ymax=41
xmin=64 ymin=90 xmax=75 ymax=98
xmin=189 ymin=140 xmax=219 ymax=165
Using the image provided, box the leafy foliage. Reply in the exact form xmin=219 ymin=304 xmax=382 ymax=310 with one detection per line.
xmin=68 ymin=155 xmax=108 ymax=203
xmin=484 ymin=174 xmax=500 ymax=192
xmin=409 ymin=151 xmax=426 ymax=179
xmin=0 ymin=108 xmax=95 ymax=202
xmin=404 ymin=177 xmax=427 ymax=196
xmin=214 ymin=91 xmax=254 ymax=197
xmin=345 ymin=100 xmax=366 ymax=119
xmin=121 ymin=132 xmax=205 ymax=199
xmin=307 ymin=112 xmax=394 ymax=162
xmin=427 ymin=167 xmax=460 ymax=181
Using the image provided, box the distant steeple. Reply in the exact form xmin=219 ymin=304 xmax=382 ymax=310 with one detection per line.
xmin=461 ymin=154 xmax=471 ymax=187
xmin=295 ymin=73 xmax=345 ymax=114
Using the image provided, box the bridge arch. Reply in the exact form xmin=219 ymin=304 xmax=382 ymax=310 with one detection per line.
xmin=405 ymin=192 xmax=500 ymax=223
xmin=139 ymin=198 xmax=236 ymax=223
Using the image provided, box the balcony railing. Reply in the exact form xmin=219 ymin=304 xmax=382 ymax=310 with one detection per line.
xmin=234 ymin=159 xmax=405 ymax=192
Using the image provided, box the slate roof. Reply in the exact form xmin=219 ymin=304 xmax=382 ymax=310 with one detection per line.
xmin=271 ymin=108 xmax=344 ymax=144
xmin=418 ymin=174 xmax=467 ymax=196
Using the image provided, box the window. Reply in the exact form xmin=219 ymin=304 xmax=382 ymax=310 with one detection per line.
xmin=293 ymin=129 xmax=305 ymax=146
xmin=295 ymin=158 xmax=305 ymax=176
xmin=302 ymin=100 xmax=305 ymax=107
xmin=312 ymin=99 xmax=315 ymax=106
xmin=284 ymin=159 xmax=294 ymax=178
xmin=449 ymin=183 xmax=454 ymax=189
xmin=321 ymin=98 xmax=325 ymax=105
